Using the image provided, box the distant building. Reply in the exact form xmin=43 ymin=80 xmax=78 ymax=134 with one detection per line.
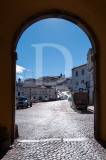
xmin=16 ymin=74 xmax=72 ymax=100
xmin=37 ymin=74 xmax=66 ymax=86
xmin=72 ymin=64 xmax=89 ymax=92
xmin=23 ymin=86 xmax=56 ymax=100
xmin=16 ymin=78 xmax=23 ymax=99
xmin=16 ymin=78 xmax=57 ymax=100
xmin=56 ymin=78 xmax=72 ymax=91
xmin=87 ymin=48 xmax=94 ymax=104
xmin=23 ymin=78 xmax=57 ymax=100
xmin=56 ymin=83 xmax=69 ymax=91
xmin=65 ymin=78 xmax=72 ymax=91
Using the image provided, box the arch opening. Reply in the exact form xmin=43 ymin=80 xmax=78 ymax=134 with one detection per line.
xmin=11 ymin=11 xmax=99 ymax=143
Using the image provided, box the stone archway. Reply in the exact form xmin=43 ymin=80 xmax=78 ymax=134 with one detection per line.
xmin=12 ymin=10 xmax=99 ymax=142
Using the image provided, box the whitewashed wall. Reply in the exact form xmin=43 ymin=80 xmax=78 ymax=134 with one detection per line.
xmin=72 ymin=64 xmax=89 ymax=92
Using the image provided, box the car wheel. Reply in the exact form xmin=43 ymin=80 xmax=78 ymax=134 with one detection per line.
xmin=17 ymin=106 xmax=19 ymax=109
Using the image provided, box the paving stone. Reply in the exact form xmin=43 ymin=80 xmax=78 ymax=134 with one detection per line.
xmin=1 ymin=100 xmax=106 ymax=159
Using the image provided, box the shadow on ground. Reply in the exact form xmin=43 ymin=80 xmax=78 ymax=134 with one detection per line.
xmin=71 ymin=106 xmax=94 ymax=114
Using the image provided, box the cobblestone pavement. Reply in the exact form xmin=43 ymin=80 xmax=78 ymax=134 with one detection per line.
xmin=2 ymin=100 xmax=106 ymax=159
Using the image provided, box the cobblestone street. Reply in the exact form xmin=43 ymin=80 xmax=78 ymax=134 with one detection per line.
xmin=2 ymin=100 xmax=106 ymax=159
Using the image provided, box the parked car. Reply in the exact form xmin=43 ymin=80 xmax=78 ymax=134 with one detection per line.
xmin=16 ymin=97 xmax=32 ymax=109
xmin=42 ymin=98 xmax=48 ymax=102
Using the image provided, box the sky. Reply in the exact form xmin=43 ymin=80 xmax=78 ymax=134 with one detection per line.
xmin=16 ymin=18 xmax=92 ymax=81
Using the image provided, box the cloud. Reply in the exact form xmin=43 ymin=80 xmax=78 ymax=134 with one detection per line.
xmin=16 ymin=65 xmax=26 ymax=73
xmin=17 ymin=75 xmax=24 ymax=79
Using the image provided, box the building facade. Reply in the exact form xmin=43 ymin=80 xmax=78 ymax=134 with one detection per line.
xmin=72 ymin=48 xmax=94 ymax=104
xmin=16 ymin=78 xmax=57 ymax=100
xmin=72 ymin=64 xmax=89 ymax=93
xmin=87 ymin=48 xmax=94 ymax=104
xmin=16 ymin=78 xmax=23 ymax=99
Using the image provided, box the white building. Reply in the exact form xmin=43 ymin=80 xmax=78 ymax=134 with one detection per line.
xmin=56 ymin=83 xmax=69 ymax=91
xmin=56 ymin=78 xmax=72 ymax=91
xmin=16 ymin=78 xmax=57 ymax=100
xmin=72 ymin=64 xmax=89 ymax=92
xmin=87 ymin=48 xmax=94 ymax=104
xmin=23 ymin=86 xmax=57 ymax=100
xmin=16 ymin=74 xmax=72 ymax=100
xmin=36 ymin=74 xmax=66 ymax=87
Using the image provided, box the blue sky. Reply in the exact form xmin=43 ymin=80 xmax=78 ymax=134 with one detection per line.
xmin=16 ymin=18 xmax=92 ymax=80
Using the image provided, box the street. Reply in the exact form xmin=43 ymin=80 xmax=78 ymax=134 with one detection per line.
xmin=2 ymin=100 xmax=106 ymax=160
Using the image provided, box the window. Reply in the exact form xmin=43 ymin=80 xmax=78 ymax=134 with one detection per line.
xmin=18 ymin=92 xmax=20 ymax=96
xmin=82 ymin=69 xmax=84 ymax=75
xmin=25 ymin=88 xmax=29 ymax=93
xmin=34 ymin=89 xmax=35 ymax=94
xmin=31 ymin=88 xmax=34 ymax=94
xmin=76 ymin=81 xmax=78 ymax=86
xmin=91 ymin=73 xmax=93 ymax=80
xmin=45 ymin=89 xmax=47 ymax=94
xmin=76 ymin=71 xmax=78 ymax=77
